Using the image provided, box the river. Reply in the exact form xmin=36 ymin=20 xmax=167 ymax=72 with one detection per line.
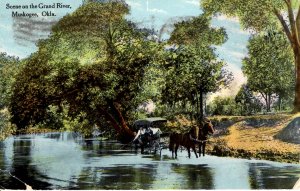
xmin=0 ymin=132 xmax=299 ymax=189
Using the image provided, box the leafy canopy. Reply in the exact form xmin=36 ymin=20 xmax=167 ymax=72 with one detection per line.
xmin=162 ymin=15 xmax=232 ymax=119
xmin=242 ymin=30 xmax=295 ymax=109
xmin=0 ymin=53 xmax=20 ymax=109
xmin=9 ymin=2 xmax=161 ymax=134
xmin=201 ymin=0 xmax=286 ymax=31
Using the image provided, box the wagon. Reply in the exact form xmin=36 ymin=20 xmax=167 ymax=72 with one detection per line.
xmin=132 ymin=117 xmax=167 ymax=154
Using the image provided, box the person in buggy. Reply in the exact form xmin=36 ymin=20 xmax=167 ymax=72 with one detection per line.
xmin=132 ymin=117 xmax=165 ymax=154
xmin=132 ymin=125 xmax=153 ymax=146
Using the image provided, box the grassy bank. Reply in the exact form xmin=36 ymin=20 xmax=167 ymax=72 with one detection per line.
xmin=205 ymin=114 xmax=300 ymax=163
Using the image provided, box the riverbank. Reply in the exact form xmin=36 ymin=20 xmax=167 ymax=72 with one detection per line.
xmin=205 ymin=114 xmax=300 ymax=163
xmin=15 ymin=126 xmax=62 ymax=135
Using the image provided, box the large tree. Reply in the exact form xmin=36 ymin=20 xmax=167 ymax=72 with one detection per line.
xmin=242 ymin=30 xmax=295 ymax=112
xmin=163 ymin=15 xmax=232 ymax=121
xmin=201 ymin=0 xmax=300 ymax=112
xmin=163 ymin=46 xmax=232 ymax=121
xmin=9 ymin=1 xmax=160 ymax=142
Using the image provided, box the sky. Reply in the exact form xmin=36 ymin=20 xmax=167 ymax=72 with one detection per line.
xmin=0 ymin=0 xmax=249 ymax=97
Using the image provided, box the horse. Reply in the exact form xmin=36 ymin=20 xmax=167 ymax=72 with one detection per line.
xmin=198 ymin=119 xmax=215 ymax=157
xmin=169 ymin=125 xmax=199 ymax=158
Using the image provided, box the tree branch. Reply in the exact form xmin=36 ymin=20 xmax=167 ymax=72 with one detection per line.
xmin=296 ymin=5 xmax=300 ymax=47
xmin=273 ymin=8 xmax=293 ymax=44
xmin=285 ymin=0 xmax=295 ymax=29
xmin=98 ymin=106 xmax=122 ymax=132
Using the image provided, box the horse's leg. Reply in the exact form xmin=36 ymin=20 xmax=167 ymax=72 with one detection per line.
xmin=141 ymin=144 xmax=144 ymax=154
xmin=169 ymin=135 xmax=174 ymax=158
xmin=187 ymin=147 xmax=191 ymax=158
xmin=203 ymin=142 xmax=206 ymax=156
xmin=192 ymin=145 xmax=198 ymax=158
xmin=198 ymin=143 xmax=202 ymax=157
xmin=171 ymin=144 xmax=175 ymax=158
xmin=175 ymin=144 xmax=179 ymax=158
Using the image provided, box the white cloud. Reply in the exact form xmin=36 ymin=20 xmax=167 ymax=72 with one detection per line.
xmin=148 ymin=8 xmax=168 ymax=14
xmin=207 ymin=64 xmax=247 ymax=102
xmin=126 ymin=0 xmax=142 ymax=9
xmin=212 ymin=15 xmax=251 ymax=35
xmin=0 ymin=47 xmax=24 ymax=58
xmin=183 ymin=0 xmax=199 ymax=6
xmin=215 ymin=14 xmax=239 ymax=23
xmin=217 ymin=46 xmax=247 ymax=61
xmin=230 ymin=51 xmax=246 ymax=60
xmin=227 ymin=26 xmax=251 ymax=35
xmin=223 ymin=47 xmax=247 ymax=60
xmin=0 ymin=23 xmax=11 ymax=31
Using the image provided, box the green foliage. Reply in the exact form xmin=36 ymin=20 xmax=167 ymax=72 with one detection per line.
xmin=0 ymin=53 xmax=20 ymax=139
xmin=0 ymin=109 xmax=16 ymax=140
xmin=242 ymin=30 xmax=295 ymax=111
xmin=162 ymin=15 xmax=232 ymax=120
xmin=162 ymin=45 xmax=232 ymax=119
xmin=163 ymin=46 xmax=228 ymax=103
xmin=169 ymin=15 xmax=227 ymax=46
xmin=201 ymin=0 xmax=300 ymax=112
xmin=9 ymin=1 xmax=162 ymax=138
xmin=0 ymin=52 xmax=20 ymax=109
xmin=235 ymin=84 xmax=263 ymax=115
xmin=201 ymin=0 xmax=284 ymax=31
xmin=207 ymin=86 xmax=263 ymax=116
xmin=207 ymin=96 xmax=240 ymax=116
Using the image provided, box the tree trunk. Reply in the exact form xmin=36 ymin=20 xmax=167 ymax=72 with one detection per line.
xmin=262 ymin=93 xmax=272 ymax=112
xmin=278 ymin=95 xmax=282 ymax=111
xmin=195 ymin=93 xmax=199 ymax=120
xmin=274 ymin=6 xmax=300 ymax=113
xmin=99 ymin=106 xmax=134 ymax=143
xmin=112 ymin=103 xmax=135 ymax=143
xmin=199 ymin=91 xmax=204 ymax=121
xmin=293 ymin=48 xmax=300 ymax=113
xmin=267 ymin=94 xmax=271 ymax=112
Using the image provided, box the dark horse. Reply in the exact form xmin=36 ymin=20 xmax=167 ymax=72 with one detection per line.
xmin=198 ymin=119 xmax=215 ymax=157
xmin=169 ymin=125 xmax=199 ymax=158
xmin=169 ymin=119 xmax=214 ymax=158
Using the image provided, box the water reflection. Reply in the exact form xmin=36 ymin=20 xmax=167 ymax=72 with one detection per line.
xmin=0 ymin=132 xmax=299 ymax=190
xmin=248 ymin=163 xmax=300 ymax=189
xmin=1 ymin=135 xmax=51 ymax=189
xmin=76 ymin=165 xmax=157 ymax=190
xmin=170 ymin=164 xmax=214 ymax=189
xmin=30 ymin=133 xmax=85 ymax=189
xmin=212 ymin=159 xmax=251 ymax=189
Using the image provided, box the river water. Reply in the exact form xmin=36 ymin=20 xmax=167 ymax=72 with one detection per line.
xmin=0 ymin=132 xmax=299 ymax=190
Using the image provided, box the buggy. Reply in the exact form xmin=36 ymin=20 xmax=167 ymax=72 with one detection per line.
xmin=132 ymin=117 xmax=167 ymax=154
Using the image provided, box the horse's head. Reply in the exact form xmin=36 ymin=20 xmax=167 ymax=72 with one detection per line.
xmin=189 ymin=125 xmax=199 ymax=140
xmin=203 ymin=119 xmax=214 ymax=135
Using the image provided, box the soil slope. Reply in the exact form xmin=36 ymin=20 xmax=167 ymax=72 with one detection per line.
xmin=206 ymin=114 xmax=300 ymax=163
